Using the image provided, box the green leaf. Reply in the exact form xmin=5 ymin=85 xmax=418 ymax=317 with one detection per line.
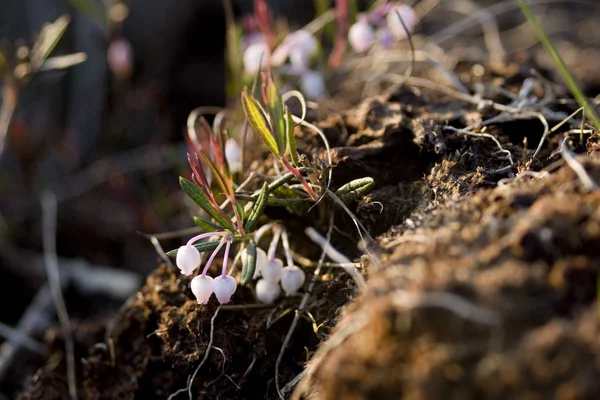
xmin=285 ymin=107 xmax=301 ymax=166
xmin=335 ymin=177 xmax=375 ymax=203
xmin=241 ymin=90 xmax=281 ymax=158
xmin=166 ymin=240 xmax=222 ymax=257
xmin=179 ymin=177 xmax=235 ymax=231
xmin=240 ymin=242 xmax=257 ymax=285
xmin=193 ymin=217 xmax=220 ymax=232
xmin=267 ymin=81 xmax=286 ymax=153
xmin=244 ymin=182 xmax=270 ymax=232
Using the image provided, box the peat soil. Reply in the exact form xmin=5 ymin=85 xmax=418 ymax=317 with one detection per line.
xmin=16 ymin=53 xmax=600 ymax=399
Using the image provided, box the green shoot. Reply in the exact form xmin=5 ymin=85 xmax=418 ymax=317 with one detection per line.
xmin=516 ymin=0 xmax=600 ymax=130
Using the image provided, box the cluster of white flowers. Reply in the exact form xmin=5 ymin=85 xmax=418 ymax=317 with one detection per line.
xmin=244 ymin=247 xmax=306 ymax=304
xmin=348 ymin=3 xmax=416 ymax=54
xmin=176 ymin=233 xmax=237 ymax=305
xmin=242 ymin=29 xmax=325 ymax=100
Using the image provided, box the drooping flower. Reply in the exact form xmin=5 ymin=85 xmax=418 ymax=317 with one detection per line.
xmin=281 ymin=266 xmax=306 ymax=296
xmin=191 ymin=275 xmax=214 ymax=304
xmin=348 ymin=15 xmax=375 ymax=53
xmin=176 ymin=245 xmax=201 ymax=276
xmin=256 ymin=278 xmax=281 ymax=304
xmin=262 ymin=258 xmax=283 ymax=283
xmin=386 ymin=4 xmax=417 ymax=39
xmin=213 ymin=275 xmax=237 ymax=304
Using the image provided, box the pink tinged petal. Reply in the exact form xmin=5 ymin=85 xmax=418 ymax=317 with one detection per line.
xmin=280 ymin=266 xmax=306 ymax=296
xmin=176 ymin=245 xmax=201 ymax=276
xmin=262 ymin=258 xmax=283 ymax=283
xmin=300 ymin=70 xmax=326 ymax=100
xmin=213 ymin=275 xmax=237 ymax=304
xmin=386 ymin=4 xmax=417 ymax=40
xmin=348 ymin=17 xmax=375 ymax=53
xmin=256 ymin=279 xmax=281 ymax=304
xmin=191 ymin=275 xmax=214 ymax=304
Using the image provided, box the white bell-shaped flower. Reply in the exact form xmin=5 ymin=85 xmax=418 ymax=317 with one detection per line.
xmin=225 ymin=139 xmax=242 ymax=173
xmin=243 ymin=42 xmax=269 ymax=75
xmin=262 ymin=258 xmax=283 ymax=283
xmin=348 ymin=16 xmax=375 ymax=53
xmin=300 ymin=70 xmax=325 ymax=100
xmin=213 ymin=275 xmax=237 ymax=304
xmin=386 ymin=4 xmax=416 ymax=40
xmin=176 ymin=245 xmax=201 ymax=276
xmin=281 ymin=266 xmax=306 ymax=296
xmin=191 ymin=275 xmax=214 ymax=304
xmin=256 ymin=279 xmax=281 ymax=304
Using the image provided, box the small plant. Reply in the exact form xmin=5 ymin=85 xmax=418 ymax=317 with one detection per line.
xmin=168 ymin=52 xmax=375 ymax=306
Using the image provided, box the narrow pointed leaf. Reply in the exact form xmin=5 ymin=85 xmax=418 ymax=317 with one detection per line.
xmin=244 ymin=182 xmax=270 ymax=232
xmin=166 ymin=240 xmax=221 ymax=257
xmin=193 ymin=216 xmax=220 ymax=232
xmin=240 ymin=242 xmax=257 ymax=285
xmin=335 ymin=177 xmax=375 ymax=203
xmin=285 ymin=107 xmax=301 ymax=166
xmin=167 ymin=236 xmax=242 ymax=257
xmin=180 ymin=177 xmax=235 ymax=231
xmin=267 ymin=81 xmax=287 ymax=153
xmin=242 ymin=90 xmax=280 ymax=158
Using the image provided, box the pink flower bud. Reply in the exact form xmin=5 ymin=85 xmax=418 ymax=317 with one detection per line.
xmin=256 ymin=279 xmax=281 ymax=304
xmin=176 ymin=245 xmax=201 ymax=276
xmin=300 ymin=70 xmax=325 ymax=100
xmin=262 ymin=258 xmax=283 ymax=283
xmin=386 ymin=4 xmax=417 ymax=40
xmin=107 ymin=38 xmax=133 ymax=80
xmin=280 ymin=266 xmax=306 ymax=296
xmin=213 ymin=275 xmax=237 ymax=304
xmin=191 ymin=275 xmax=214 ymax=304
xmin=348 ymin=16 xmax=375 ymax=53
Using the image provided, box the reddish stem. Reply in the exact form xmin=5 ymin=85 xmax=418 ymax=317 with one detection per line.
xmin=281 ymin=157 xmax=319 ymax=201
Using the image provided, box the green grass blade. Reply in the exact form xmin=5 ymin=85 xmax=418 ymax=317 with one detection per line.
xmin=516 ymin=0 xmax=600 ymax=130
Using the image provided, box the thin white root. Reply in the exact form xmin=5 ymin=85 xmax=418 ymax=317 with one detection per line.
xmin=167 ymin=305 xmax=222 ymax=400
xmin=305 ymin=227 xmax=366 ymax=290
